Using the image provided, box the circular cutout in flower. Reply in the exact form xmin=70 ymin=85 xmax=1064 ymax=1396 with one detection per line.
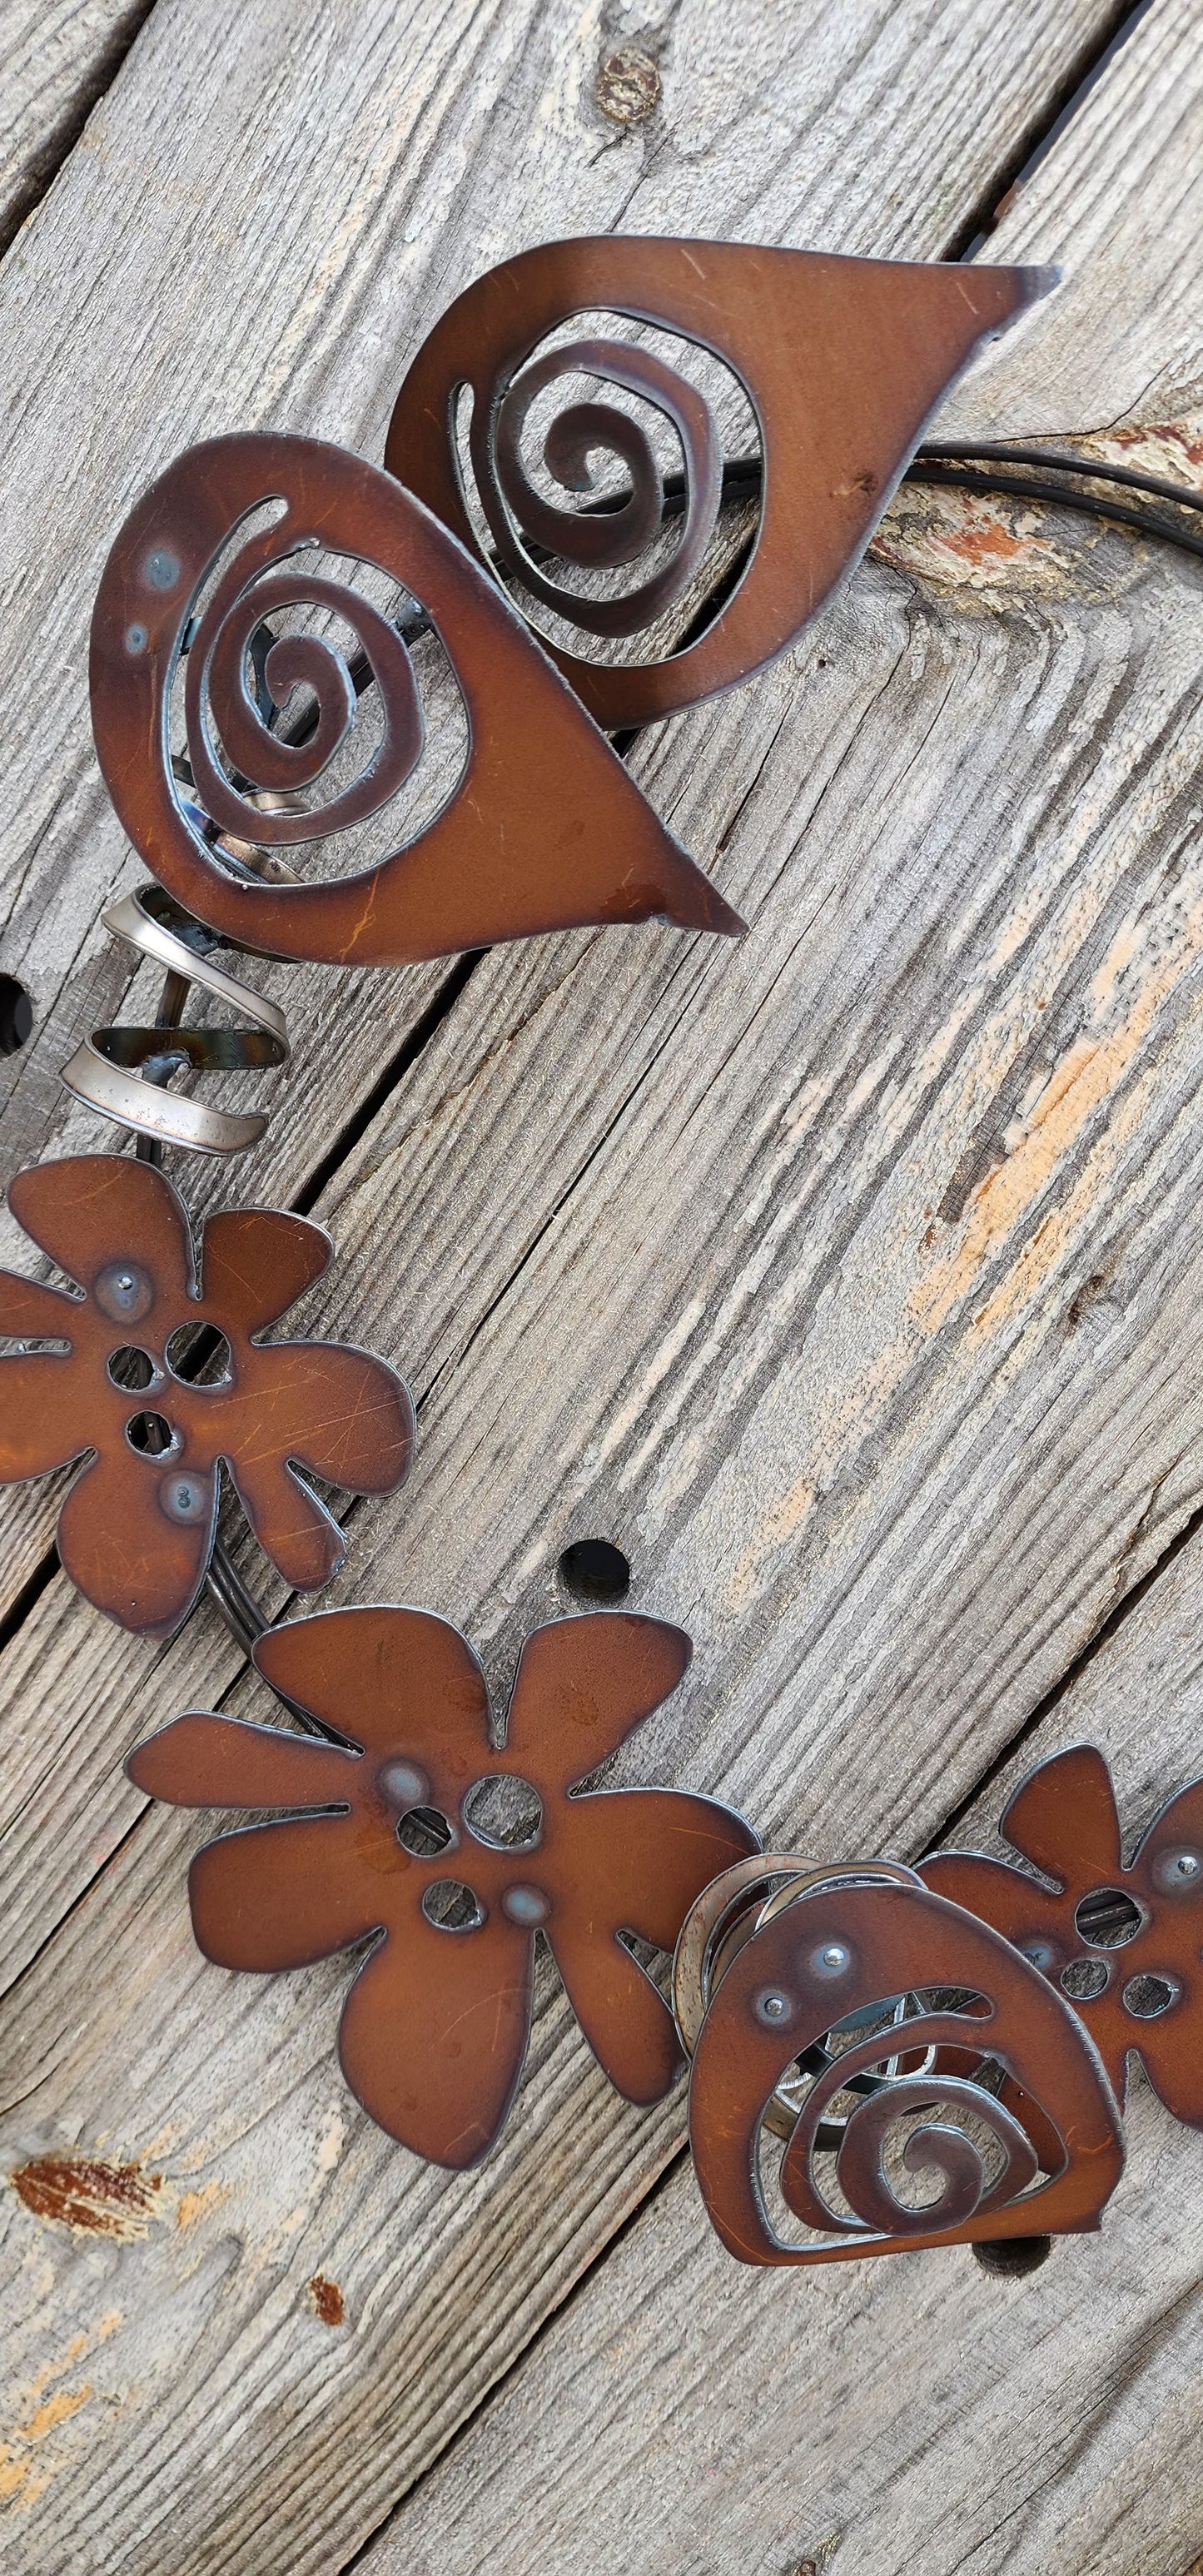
xmin=922 ymin=1744 xmax=1203 ymax=2126
xmin=0 ymin=1154 xmax=414 ymax=1634
xmin=127 ymin=1604 xmax=760 ymax=2166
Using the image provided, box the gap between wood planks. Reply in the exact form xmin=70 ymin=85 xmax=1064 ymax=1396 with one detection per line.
xmin=0 ymin=0 xmax=159 ymax=261
xmin=0 ymin=0 xmax=1185 ymax=2016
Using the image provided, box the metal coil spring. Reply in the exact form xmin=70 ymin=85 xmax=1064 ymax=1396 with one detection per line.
xmin=60 ymin=879 xmax=288 ymax=1157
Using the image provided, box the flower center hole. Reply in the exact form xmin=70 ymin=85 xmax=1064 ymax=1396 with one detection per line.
xmin=167 ymin=1323 xmax=232 ymax=1385
xmin=397 ymin=1805 xmax=455 ymax=1857
xmin=464 ymin=1773 xmax=543 ymax=1849
xmin=1074 ymin=1886 xmax=1144 ymax=1948
xmin=421 ymin=1878 xmax=485 ymax=1932
xmin=1060 ymin=1958 xmax=1110 ymax=2002
xmin=1122 ymin=1972 xmax=1178 ymax=2019
xmin=107 ymin=1345 xmax=157 ymax=1391
xmin=558 ymin=1538 xmax=630 ymax=1603
xmin=126 ymin=1411 xmax=178 ymax=1456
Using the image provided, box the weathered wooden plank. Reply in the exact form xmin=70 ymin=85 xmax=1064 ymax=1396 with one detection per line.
xmin=0 ymin=0 xmax=153 ymax=255
xmin=2 ymin=11 xmax=1201 ymax=2573
xmin=372 ymin=1529 xmax=1203 ymax=2576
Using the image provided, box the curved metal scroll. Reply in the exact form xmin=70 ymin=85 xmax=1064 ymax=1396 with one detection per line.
xmin=60 ymin=888 xmax=288 ymax=1156
xmin=682 ymin=1862 xmax=1124 ymax=2265
xmin=89 ymin=431 xmax=741 ymax=967
xmin=385 ymin=237 xmax=1055 ymax=729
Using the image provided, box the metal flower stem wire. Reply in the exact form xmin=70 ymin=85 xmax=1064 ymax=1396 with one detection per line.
xmin=114 ymin=436 xmax=1202 ymax=1711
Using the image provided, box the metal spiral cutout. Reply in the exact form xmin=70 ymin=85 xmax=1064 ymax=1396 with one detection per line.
xmin=680 ymin=1858 xmax=1126 ymax=2265
xmin=474 ymin=336 xmax=724 ymax=639
xmin=61 ymin=883 xmax=288 ymax=1157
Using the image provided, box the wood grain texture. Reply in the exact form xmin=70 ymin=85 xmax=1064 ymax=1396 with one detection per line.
xmin=0 ymin=0 xmax=153 ymax=255
xmin=370 ymin=1531 xmax=1203 ymax=2576
xmin=0 ymin=2 xmax=1196 ymax=2572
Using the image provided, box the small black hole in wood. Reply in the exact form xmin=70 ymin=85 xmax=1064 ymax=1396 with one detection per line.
xmin=559 ymin=1539 xmax=631 ymax=1603
xmin=0 ymin=976 xmax=33 ymax=1056
xmin=972 ymin=2235 xmax=1052 ymax=2279
xmin=167 ymin=1323 xmax=232 ymax=1385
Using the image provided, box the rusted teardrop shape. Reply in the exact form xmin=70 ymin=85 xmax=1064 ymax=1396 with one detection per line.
xmin=385 ymin=236 xmax=1054 ymax=727
xmin=89 ymin=431 xmax=742 ymax=967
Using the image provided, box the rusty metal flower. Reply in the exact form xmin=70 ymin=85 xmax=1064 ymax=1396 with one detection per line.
xmin=0 ymin=1154 xmax=414 ymax=1636
xmin=127 ymin=1605 xmax=759 ymax=2166
xmin=922 ymin=1744 xmax=1203 ymax=2126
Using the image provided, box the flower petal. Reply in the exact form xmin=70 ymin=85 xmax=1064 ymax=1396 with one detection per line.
xmin=127 ymin=1711 xmax=359 ymax=1809
xmin=919 ymin=1852 xmax=1067 ymax=1954
xmin=0 ymin=1354 xmax=93 ymax=1479
xmin=0 ymin=1271 xmax=81 ymax=1338
xmin=9 ymin=1154 xmax=194 ymax=1302
xmin=201 ymin=1206 xmax=332 ymax=1335
xmin=56 ymin=1445 xmax=216 ymax=1635
xmin=546 ymin=1914 xmax=682 ymax=2103
xmin=189 ymin=1816 xmax=380 ymax=1968
xmin=503 ymin=1614 xmax=692 ymax=1793
xmin=337 ymin=1911 xmax=533 ymax=2166
xmin=226 ymin=1452 xmax=346 ymax=1591
xmin=1000 ymin=1744 xmax=1122 ymax=1886
xmin=231 ymin=1342 xmax=415 ymax=1495
xmin=546 ymin=1787 xmax=760 ymax=2102
xmin=254 ymin=1607 xmax=490 ymax=1768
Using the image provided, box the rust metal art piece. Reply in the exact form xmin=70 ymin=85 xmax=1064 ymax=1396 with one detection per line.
xmin=921 ymin=1744 xmax=1203 ymax=2126
xmin=0 ymin=1156 xmax=414 ymax=1634
xmin=127 ymin=1605 xmax=759 ymax=2166
xmin=89 ymin=431 xmax=740 ymax=967
xmin=677 ymin=1858 xmax=1124 ymax=2266
xmin=385 ymin=237 xmax=1054 ymax=729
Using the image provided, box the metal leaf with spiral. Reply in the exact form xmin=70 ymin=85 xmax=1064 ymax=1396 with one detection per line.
xmin=677 ymin=1860 xmax=1125 ymax=2266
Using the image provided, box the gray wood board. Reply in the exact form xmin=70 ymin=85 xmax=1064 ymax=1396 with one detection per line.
xmin=0 ymin=0 xmax=152 ymax=253
xmin=1 ymin=2 xmax=1198 ymax=2573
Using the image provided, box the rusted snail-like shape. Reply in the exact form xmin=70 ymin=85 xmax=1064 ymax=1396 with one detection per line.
xmin=681 ymin=1862 xmax=1124 ymax=2265
xmin=385 ymin=236 xmax=1055 ymax=730
xmin=89 ymin=431 xmax=741 ymax=967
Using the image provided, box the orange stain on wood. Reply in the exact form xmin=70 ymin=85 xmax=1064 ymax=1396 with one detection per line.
xmin=307 ymin=2274 xmax=345 ymax=2327
xmin=11 ymin=2155 xmax=163 ymax=2239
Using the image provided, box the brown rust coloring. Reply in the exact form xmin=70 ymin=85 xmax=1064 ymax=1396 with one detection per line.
xmin=684 ymin=1861 xmax=1124 ymax=2265
xmin=89 ymin=432 xmax=740 ymax=967
xmin=0 ymin=1153 xmax=414 ymax=1634
xmin=127 ymin=1605 xmax=758 ymax=2167
xmin=307 ymin=2275 xmax=345 ymax=2326
xmin=12 ymin=2156 xmax=163 ymax=2239
xmin=922 ymin=1744 xmax=1203 ymax=2126
xmin=385 ymin=236 xmax=1054 ymax=729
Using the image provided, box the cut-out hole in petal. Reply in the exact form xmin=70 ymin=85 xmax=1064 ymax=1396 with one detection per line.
xmin=398 ymin=1806 xmax=455 ymax=1857
xmin=126 ymin=1411 xmax=179 ymax=1456
xmin=107 ymin=1345 xmax=158 ymax=1391
xmin=1060 ymin=1958 xmax=1110 ymax=2002
xmin=167 ymin=1323 xmax=233 ymax=1385
xmin=463 ymin=1773 xmax=543 ymax=1849
xmin=421 ymin=1878 xmax=486 ymax=1932
xmin=1074 ymin=1887 xmax=1143 ymax=1949
xmin=1122 ymin=1972 xmax=1179 ymax=2020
